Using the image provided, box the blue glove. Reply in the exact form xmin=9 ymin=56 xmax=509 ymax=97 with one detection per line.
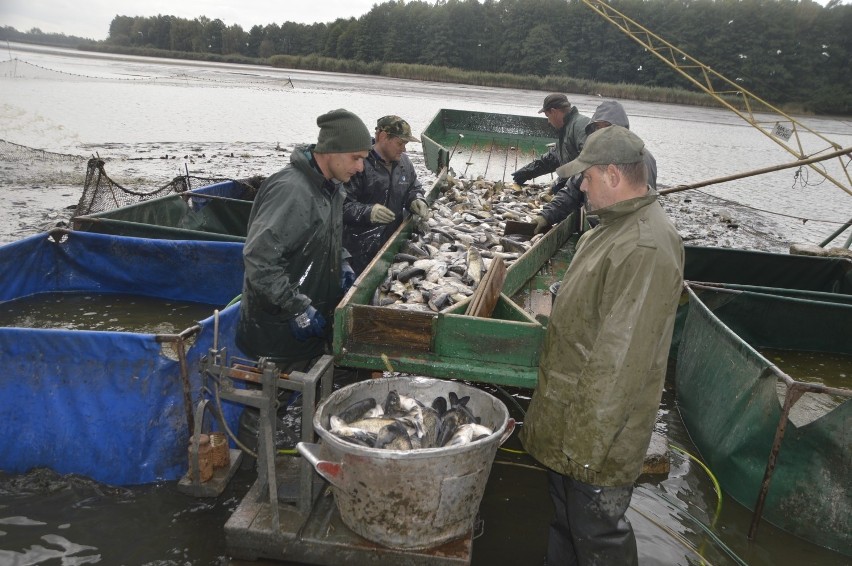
xmin=288 ymin=306 xmax=326 ymax=341
xmin=341 ymin=261 xmax=356 ymax=293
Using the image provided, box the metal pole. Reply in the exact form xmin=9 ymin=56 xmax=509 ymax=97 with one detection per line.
xmin=660 ymin=146 xmax=852 ymax=196
xmin=748 ymin=380 xmax=803 ymax=541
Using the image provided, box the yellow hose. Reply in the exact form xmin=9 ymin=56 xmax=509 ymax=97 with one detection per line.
xmin=669 ymin=443 xmax=723 ymax=527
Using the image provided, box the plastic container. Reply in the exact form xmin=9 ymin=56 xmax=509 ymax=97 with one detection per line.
xmin=298 ymin=376 xmax=514 ymax=550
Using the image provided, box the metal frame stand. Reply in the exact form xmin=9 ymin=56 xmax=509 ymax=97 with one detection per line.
xmin=200 ymin=348 xmax=333 ymax=527
xmin=205 ymin=349 xmax=471 ymax=565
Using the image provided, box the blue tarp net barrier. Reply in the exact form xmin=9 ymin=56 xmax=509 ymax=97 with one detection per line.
xmin=0 ymin=230 xmax=247 ymax=485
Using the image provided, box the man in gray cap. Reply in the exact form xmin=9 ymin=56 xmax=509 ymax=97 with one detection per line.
xmin=343 ymin=115 xmax=430 ymax=274
xmin=531 ymin=99 xmax=658 ymax=234
xmin=510 ymin=93 xmax=591 ymax=185
xmin=237 ymin=108 xmax=371 ymax=367
xmin=521 ymin=126 xmax=683 ymax=566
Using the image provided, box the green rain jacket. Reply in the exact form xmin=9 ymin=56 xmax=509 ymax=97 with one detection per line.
xmin=236 ymin=145 xmax=344 ymax=364
xmin=520 ymin=193 xmax=684 ymax=487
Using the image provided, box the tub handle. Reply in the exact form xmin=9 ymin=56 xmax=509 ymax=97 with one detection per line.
xmin=296 ymin=442 xmax=344 ymax=489
xmin=499 ymin=418 xmax=516 ymax=445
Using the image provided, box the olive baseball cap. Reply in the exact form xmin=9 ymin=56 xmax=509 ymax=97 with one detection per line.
xmin=555 ymin=125 xmax=645 ymax=179
xmin=376 ymin=115 xmax=419 ymax=143
xmin=538 ymin=93 xmax=571 ymax=113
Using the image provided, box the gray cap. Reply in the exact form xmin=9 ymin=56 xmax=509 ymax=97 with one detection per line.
xmin=538 ymin=93 xmax=571 ymax=113
xmin=555 ymin=125 xmax=645 ymax=179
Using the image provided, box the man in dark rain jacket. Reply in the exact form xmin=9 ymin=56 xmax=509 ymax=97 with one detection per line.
xmin=521 ymin=126 xmax=683 ymax=565
xmin=532 ymin=100 xmax=658 ymax=234
xmin=236 ymin=108 xmax=371 ymax=368
xmin=511 ymin=93 xmax=590 ymax=185
xmin=343 ymin=115 xmax=429 ymax=274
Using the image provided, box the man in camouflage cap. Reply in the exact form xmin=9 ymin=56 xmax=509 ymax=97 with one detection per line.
xmin=343 ymin=115 xmax=429 ymax=274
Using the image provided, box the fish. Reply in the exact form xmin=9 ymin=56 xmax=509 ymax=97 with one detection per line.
xmin=329 ymin=415 xmax=378 ymax=447
xmin=328 ymin=388 xmax=493 ymax=451
xmin=375 ymin=421 xmax=413 ymax=450
xmin=337 ymin=397 xmax=378 ymax=424
xmin=446 ymin=423 xmax=493 ymax=447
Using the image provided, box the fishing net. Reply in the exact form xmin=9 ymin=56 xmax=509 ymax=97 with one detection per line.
xmin=75 ymin=157 xmax=263 ymax=216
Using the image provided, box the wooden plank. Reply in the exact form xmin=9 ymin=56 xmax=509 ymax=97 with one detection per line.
xmin=503 ymin=220 xmax=537 ymax=237
xmin=346 ymin=304 xmax=435 ymax=352
xmin=465 ymin=257 xmax=507 ymax=318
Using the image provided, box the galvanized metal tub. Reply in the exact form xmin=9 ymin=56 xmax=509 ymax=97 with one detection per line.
xmin=298 ymin=376 xmax=514 ymax=550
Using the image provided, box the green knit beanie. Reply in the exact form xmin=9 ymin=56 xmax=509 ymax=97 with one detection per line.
xmin=315 ymin=109 xmax=371 ymax=153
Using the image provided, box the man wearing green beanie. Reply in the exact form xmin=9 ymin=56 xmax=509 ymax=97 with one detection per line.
xmin=237 ymin=108 xmax=371 ymax=370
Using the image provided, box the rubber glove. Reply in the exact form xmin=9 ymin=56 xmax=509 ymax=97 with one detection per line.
xmin=409 ymin=199 xmax=431 ymax=220
xmin=549 ymin=177 xmax=568 ymax=195
xmin=533 ymin=215 xmax=550 ymax=235
xmin=370 ymin=204 xmax=396 ymax=224
xmin=288 ymin=305 xmax=326 ymax=341
xmin=341 ymin=261 xmax=356 ymax=293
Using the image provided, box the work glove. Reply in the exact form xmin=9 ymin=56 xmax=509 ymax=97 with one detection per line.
xmin=409 ymin=198 xmax=431 ymax=220
xmin=511 ymin=170 xmax=532 ymax=185
xmin=370 ymin=204 xmax=396 ymax=224
xmin=288 ymin=305 xmax=326 ymax=342
xmin=341 ymin=261 xmax=356 ymax=293
xmin=549 ymin=177 xmax=568 ymax=195
xmin=533 ymin=215 xmax=550 ymax=235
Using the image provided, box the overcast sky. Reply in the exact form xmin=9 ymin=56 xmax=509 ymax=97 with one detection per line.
xmin=1 ymin=0 xmax=841 ymax=41
xmin=0 ymin=0 xmax=388 ymax=40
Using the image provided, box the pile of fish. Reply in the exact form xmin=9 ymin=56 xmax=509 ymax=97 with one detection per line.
xmin=372 ymin=176 xmax=549 ymax=312
xmin=328 ymin=389 xmax=493 ymax=451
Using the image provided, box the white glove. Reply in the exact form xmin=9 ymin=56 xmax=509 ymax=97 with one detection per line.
xmin=370 ymin=204 xmax=396 ymax=224
xmin=533 ymin=215 xmax=550 ymax=235
xmin=409 ymin=199 xmax=431 ymax=220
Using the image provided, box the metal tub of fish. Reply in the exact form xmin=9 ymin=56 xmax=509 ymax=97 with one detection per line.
xmin=298 ymin=376 xmax=514 ymax=550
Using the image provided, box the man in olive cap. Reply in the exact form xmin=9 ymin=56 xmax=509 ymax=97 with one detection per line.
xmin=521 ymin=126 xmax=683 ymax=566
xmin=510 ymin=93 xmax=590 ymax=186
xmin=343 ymin=115 xmax=430 ymax=274
xmin=237 ymin=108 xmax=371 ymax=367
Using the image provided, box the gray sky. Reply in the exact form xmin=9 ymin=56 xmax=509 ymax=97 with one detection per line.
xmin=0 ymin=0 xmax=386 ymax=40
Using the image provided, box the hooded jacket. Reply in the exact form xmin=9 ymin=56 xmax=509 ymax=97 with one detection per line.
xmin=343 ymin=148 xmax=424 ymax=274
xmin=540 ymin=101 xmax=658 ymax=226
xmin=516 ymin=106 xmax=591 ymax=179
xmin=520 ymin=192 xmax=684 ymax=486
xmin=236 ymin=145 xmax=344 ymax=364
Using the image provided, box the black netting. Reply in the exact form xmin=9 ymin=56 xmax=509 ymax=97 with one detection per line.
xmin=74 ymin=157 xmax=262 ymax=216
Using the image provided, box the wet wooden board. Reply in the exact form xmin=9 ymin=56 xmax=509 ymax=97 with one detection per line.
xmin=177 ymin=448 xmax=243 ymax=497
xmin=346 ymin=304 xmax=435 ymax=352
xmin=465 ymin=257 xmax=507 ymax=318
xmin=503 ymin=220 xmax=537 ymax=237
xmin=226 ymin=475 xmax=472 ymax=565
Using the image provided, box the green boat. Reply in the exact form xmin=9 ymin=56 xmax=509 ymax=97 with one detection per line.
xmin=676 ymin=282 xmax=852 ymax=556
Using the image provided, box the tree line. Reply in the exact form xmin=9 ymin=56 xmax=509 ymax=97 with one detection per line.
xmin=3 ymin=0 xmax=850 ymax=114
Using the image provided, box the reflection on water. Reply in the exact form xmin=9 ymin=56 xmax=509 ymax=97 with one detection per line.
xmin=0 ymin=292 xmax=218 ymax=334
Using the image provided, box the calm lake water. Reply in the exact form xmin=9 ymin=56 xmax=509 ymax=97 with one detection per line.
xmin=0 ymin=43 xmax=850 ymax=566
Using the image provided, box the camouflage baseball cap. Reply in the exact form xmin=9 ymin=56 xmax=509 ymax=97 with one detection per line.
xmin=376 ymin=115 xmax=419 ymax=143
xmin=555 ymin=125 xmax=645 ymax=179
